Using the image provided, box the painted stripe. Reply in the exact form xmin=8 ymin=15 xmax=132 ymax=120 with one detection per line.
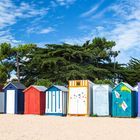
xmin=72 ymin=81 xmax=74 ymax=86
xmin=55 ymin=91 xmax=56 ymax=112
xmin=47 ymin=92 xmax=49 ymax=109
xmin=51 ymin=92 xmax=53 ymax=112
xmin=63 ymin=92 xmax=66 ymax=114
xmin=62 ymin=92 xmax=64 ymax=113
xmin=60 ymin=91 xmax=62 ymax=113
xmin=85 ymin=80 xmax=87 ymax=86
xmin=53 ymin=91 xmax=55 ymax=112
xmin=45 ymin=91 xmax=48 ymax=113
xmin=49 ymin=91 xmax=51 ymax=113
xmin=71 ymin=81 xmax=73 ymax=86
xmin=62 ymin=92 xmax=64 ymax=114
xmin=69 ymin=81 xmax=71 ymax=86
xmin=69 ymin=80 xmax=91 ymax=87
xmin=58 ymin=91 xmax=60 ymax=109
xmin=56 ymin=91 xmax=59 ymax=113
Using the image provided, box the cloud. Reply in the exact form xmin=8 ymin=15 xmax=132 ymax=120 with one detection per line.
xmin=0 ymin=29 xmax=22 ymax=45
xmin=0 ymin=0 xmax=48 ymax=45
xmin=39 ymin=27 xmax=55 ymax=34
xmin=76 ymin=0 xmax=140 ymax=63
xmin=80 ymin=0 xmax=104 ymax=17
xmin=27 ymin=26 xmax=55 ymax=34
xmin=102 ymin=0 xmax=140 ymax=63
xmin=61 ymin=34 xmax=94 ymax=45
xmin=0 ymin=0 xmax=48 ymax=29
xmin=50 ymin=0 xmax=76 ymax=7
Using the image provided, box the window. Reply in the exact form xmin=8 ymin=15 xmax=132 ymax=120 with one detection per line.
xmin=76 ymin=81 xmax=80 ymax=86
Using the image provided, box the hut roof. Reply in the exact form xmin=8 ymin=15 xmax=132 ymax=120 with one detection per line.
xmin=49 ymin=85 xmax=68 ymax=92
xmin=122 ymin=82 xmax=134 ymax=91
xmin=32 ymin=85 xmax=47 ymax=92
xmin=24 ymin=85 xmax=47 ymax=92
xmin=133 ymin=85 xmax=138 ymax=92
xmin=114 ymin=82 xmax=135 ymax=91
xmin=3 ymin=82 xmax=26 ymax=90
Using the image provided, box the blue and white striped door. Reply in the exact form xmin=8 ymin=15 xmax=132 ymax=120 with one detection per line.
xmin=46 ymin=91 xmax=63 ymax=114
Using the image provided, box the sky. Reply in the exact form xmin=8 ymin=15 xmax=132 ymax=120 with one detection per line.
xmin=1 ymin=0 xmax=140 ymax=63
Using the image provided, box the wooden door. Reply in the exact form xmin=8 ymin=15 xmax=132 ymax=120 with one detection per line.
xmin=69 ymin=88 xmax=78 ymax=114
xmin=28 ymin=91 xmax=39 ymax=114
xmin=77 ymin=87 xmax=87 ymax=114
xmin=6 ymin=90 xmax=15 ymax=114
xmin=69 ymin=87 xmax=87 ymax=115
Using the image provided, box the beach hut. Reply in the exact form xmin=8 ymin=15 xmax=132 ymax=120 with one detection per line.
xmin=112 ymin=82 xmax=137 ymax=117
xmin=23 ymin=85 xmax=47 ymax=115
xmin=0 ymin=92 xmax=4 ymax=113
xmin=3 ymin=82 xmax=25 ymax=114
xmin=68 ymin=80 xmax=94 ymax=116
xmin=92 ymin=84 xmax=112 ymax=116
xmin=45 ymin=85 xmax=68 ymax=116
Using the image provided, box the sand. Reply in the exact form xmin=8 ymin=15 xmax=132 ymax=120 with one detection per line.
xmin=0 ymin=115 xmax=140 ymax=140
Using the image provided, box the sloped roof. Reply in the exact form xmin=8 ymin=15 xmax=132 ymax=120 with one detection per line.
xmin=134 ymin=85 xmax=138 ymax=92
xmin=122 ymin=82 xmax=134 ymax=91
xmin=3 ymin=82 xmax=26 ymax=90
xmin=24 ymin=85 xmax=47 ymax=92
xmin=113 ymin=82 xmax=135 ymax=91
xmin=53 ymin=85 xmax=68 ymax=92
xmin=32 ymin=85 xmax=47 ymax=92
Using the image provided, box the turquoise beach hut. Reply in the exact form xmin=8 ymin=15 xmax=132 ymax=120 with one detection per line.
xmin=112 ymin=82 xmax=137 ymax=117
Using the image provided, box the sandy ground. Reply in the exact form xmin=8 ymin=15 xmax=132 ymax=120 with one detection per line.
xmin=0 ymin=115 xmax=140 ymax=140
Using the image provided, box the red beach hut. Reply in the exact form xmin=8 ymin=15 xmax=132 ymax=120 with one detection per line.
xmin=23 ymin=85 xmax=47 ymax=115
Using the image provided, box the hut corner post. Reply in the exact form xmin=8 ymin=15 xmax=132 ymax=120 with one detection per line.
xmin=138 ymin=83 xmax=140 ymax=117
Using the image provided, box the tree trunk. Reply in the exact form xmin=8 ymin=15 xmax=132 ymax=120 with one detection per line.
xmin=16 ymin=52 xmax=20 ymax=83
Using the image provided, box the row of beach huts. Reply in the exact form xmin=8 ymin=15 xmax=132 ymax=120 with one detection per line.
xmin=0 ymin=80 xmax=140 ymax=117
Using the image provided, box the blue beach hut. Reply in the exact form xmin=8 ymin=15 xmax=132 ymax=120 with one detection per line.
xmin=45 ymin=85 xmax=68 ymax=116
xmin=112 ymin=82 xmax=137 ymax=117
xmin=3 ymin=82 xmax=26 ymax=114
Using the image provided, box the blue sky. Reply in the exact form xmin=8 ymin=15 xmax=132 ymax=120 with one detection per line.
xmin=1 ymin=0 xmax=140 ymax=63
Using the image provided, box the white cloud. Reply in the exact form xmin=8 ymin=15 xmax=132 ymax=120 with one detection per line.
xmin=0 ymin=29 xmax=22 ymax=45
xmin=76 ymin=0 xmax=140 ymax=63
xmin=103 ymin=0 xmax=140 ymax=63
xmin=0 ymin=0 xmax=48 ymax=29
xmin=81 ymin=0 xmax=104 ymax=17
xmin=51 ymin=0 xmax=76 ymax=7
xmin=27 ymin=26 xmax=55 ymax=34
xmin=0 ymin=0 xmax=48 ymax=45
xmin=39 ymin=27 xmax=55 ymax=34
xmin=61 ymin=34 xmax=94 ymax=45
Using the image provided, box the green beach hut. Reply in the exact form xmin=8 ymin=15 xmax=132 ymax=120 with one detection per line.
xmin=112 ymin=82 xmax=137 ymax=117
